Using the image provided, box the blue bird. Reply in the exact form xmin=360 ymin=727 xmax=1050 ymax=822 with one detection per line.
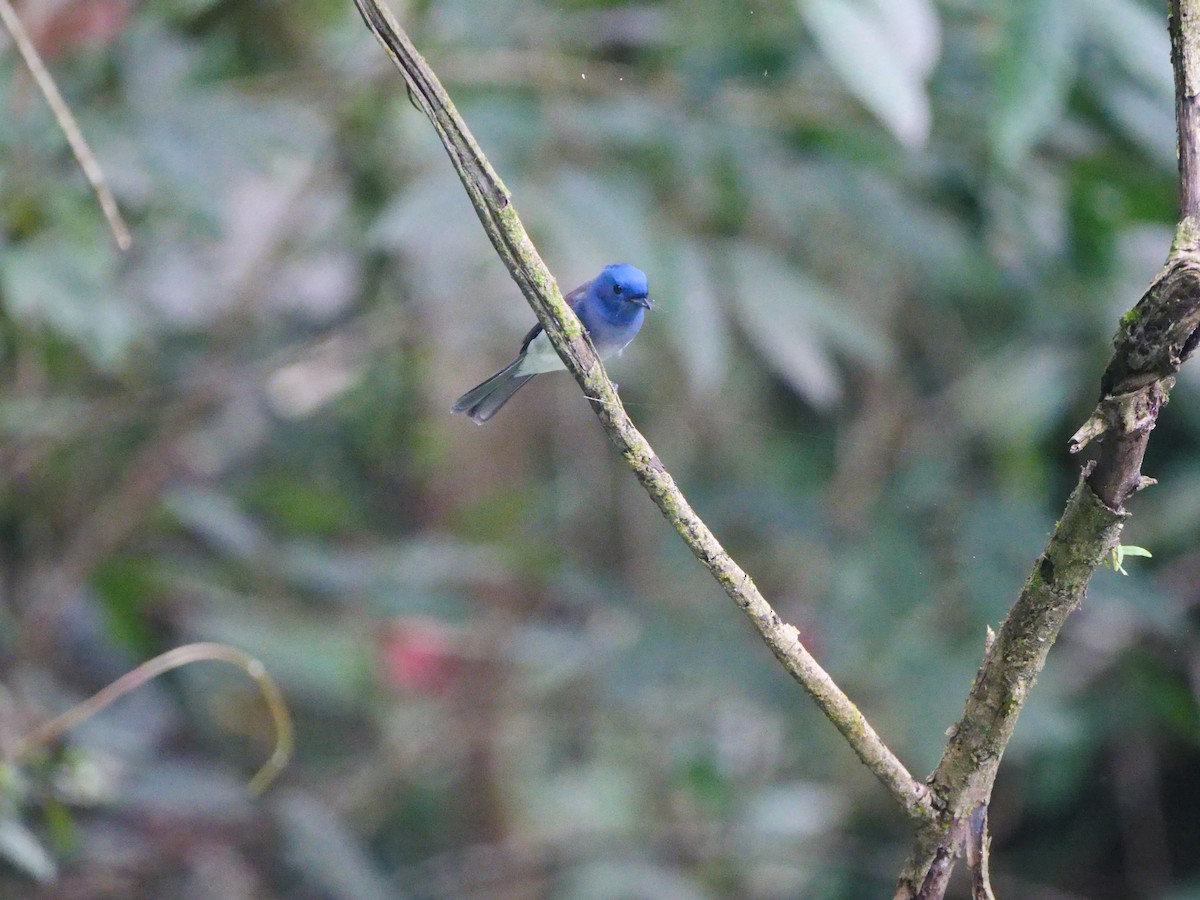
xmin=452 ymin=264 xmax=651 ymax=424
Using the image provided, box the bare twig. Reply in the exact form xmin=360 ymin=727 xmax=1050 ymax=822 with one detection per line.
xmin=12 ymin=642 xmax=293 ymax=794
xmin=0 ymin=0 xmax=131 ymax=250
xmin=352 ymin=0 xmax=934 ymax=823
xmin=1175 ymin=0 xmax=1200 ymax=229
xmin=967 ymin=804 xmax=996 ymax=900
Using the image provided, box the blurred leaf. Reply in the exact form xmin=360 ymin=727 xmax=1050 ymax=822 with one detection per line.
xmin=1167 ymin=878 xmax=1200 ymax=900
xmin=1136 ymin=460 xmax=1200 ymax=546
xmin=539 ymin=95 xmax=672 ymax=153
xmin=100 ymin=22 xmax=331 ymax=221
xmin=165 ymin=0 xmax=225 ymax=14
xmin=0 ymin=398 xmax=91 ymax=439
xmin=799 ymin=0 xmax=932 ymax=148
xmin=119 ymin=761 xmax=254 ymax=822
xmin=991 ymin=0 xmax=1079 ymax=169
xmin=247 ymin=475 xmax=353 ymax=538
xmin=275 ymin=791 xmax=397 ymax=900
xmin=0 ymin=818 xmax=55 ymax=884
xmin=660 ymin=240 xmax=728 ymax=397
xmin=731 ymin=285 xmax=838 ymax=407
xmin=182 ymin=604 xmax=370 ymax=706
xmin=1087 ymin=0 xmax=1174 ymax=101
xmin=957 ymin=493 xmax=1054 ymax=615
xmin=1 ymin=238 xmax=138 ymax=369
xmin=530 ymin=168 xmax=657 ymax=278
xmin=94 ymin=558 xmax=160 ymax=654
xmin=951 ymin=345 xmax=1076 ymax=445
xmin=426 ymin=0 xmax=533 ymax=50
xmin=507 ymin=621 xmax=623 ymax=694
xmin=519 ymin=763 xmax=644 ymax=838
xmin=1019 ymin=738 xmax=1096 ymax=813
xmin=188 ymin=604 xmax=367 ymax=710
xmin=370 ymin=177 xmax=494 ymax=304
xmin=728 ymin=245 xmax=889 ymax=408
xmin=863 ymin=0 xmax=940 ymax=80
xmin=1091 ymin=77 xmax=1177 ymax=167
xmin=559 ymin=860 xmax=710 ymax=900
xmin=166 ymin=488 xmax=267 ymax=563
xmin=738 ymin=780 xmax=847 ymax=842
xmin=275 ymin=536 xmax=507 ymax=603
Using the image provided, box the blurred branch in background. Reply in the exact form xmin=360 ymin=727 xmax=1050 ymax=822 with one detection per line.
xmin=0 ymin=0 xmax=129 ymax=249
xmin=10 ymin=641 xmax=293 ymax=795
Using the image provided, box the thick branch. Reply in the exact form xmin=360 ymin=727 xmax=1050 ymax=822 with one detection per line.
xmin=353 ymin=0 xmax=933 ymax=822
xmin=1074 ymin=1 xmax=1200 ymax=513
xmin=895 ymin=473 xmax=1123 ymax=897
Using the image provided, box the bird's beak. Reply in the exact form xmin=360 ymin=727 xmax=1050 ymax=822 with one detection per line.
xmin=635 ymin=295 xmax=653 ymax=310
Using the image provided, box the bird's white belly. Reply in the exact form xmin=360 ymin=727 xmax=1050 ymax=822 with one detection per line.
xmin=514 ymin=326 xmax=630 ymax=376
xmin=515 ymin=330 xmax=569 ymax=375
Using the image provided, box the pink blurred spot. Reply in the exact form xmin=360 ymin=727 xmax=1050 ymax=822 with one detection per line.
xmin=377 ymin=618 xmax=460 ymax=696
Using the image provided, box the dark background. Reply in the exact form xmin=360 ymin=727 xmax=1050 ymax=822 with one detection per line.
xmin=2 ymin=0 xmax=1198 ymax=897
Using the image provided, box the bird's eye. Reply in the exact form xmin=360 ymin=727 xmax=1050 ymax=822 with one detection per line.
xmin=613 ymin=284 xmax=623 ymax=295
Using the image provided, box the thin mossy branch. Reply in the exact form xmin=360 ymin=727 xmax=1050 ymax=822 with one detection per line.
xmin=897 ymin=2 xmax=1200 ymax=896
xmin=353 ymin=0 xmax=934 ymax=823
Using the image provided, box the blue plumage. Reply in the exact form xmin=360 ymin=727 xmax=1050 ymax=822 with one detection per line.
xmin=452 ymin=264 xmax=651 ymax=424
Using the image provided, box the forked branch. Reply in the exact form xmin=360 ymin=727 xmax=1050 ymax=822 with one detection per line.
xmin=897 ymin=2 xmax=1200 ymax=896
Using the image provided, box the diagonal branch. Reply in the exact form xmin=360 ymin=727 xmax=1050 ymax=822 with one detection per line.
xmin=352 ymin=0 xmax=934 ymax=823
xmin=895 ymin=472 xmax=1124 ymax=898
xmin=897 ymin=2 xmax=1200 ymax=896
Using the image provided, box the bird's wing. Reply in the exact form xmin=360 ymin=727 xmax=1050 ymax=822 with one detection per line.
xmin=517 ymin=279 xmax=592 ymax=355
xmin=564 ymin=279 xmax=592 ymax=311
xmin=518 ymin=321 xmax=545 ymax=355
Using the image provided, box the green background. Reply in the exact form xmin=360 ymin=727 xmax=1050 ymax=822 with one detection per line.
xmin=2 ymin=0 xmax=1198 ymax=896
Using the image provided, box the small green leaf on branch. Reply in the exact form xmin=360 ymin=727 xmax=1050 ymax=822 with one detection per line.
xmin=1106 ymin=544 xmax=1152 ymax=575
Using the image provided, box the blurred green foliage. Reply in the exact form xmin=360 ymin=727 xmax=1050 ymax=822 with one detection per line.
xmin=2 ymin=0 xmax=1200 ymax=896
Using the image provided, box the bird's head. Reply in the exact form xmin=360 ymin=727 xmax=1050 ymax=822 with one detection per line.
xmin=595 ymin=263 xmax=651 ymax=311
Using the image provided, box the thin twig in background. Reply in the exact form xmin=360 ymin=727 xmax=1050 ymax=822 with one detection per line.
xmin=11 ymin=642 xmax=293 ymax=794
xmin=0 ymin=0 xmax=131 ymax=250
xmin=352 ymin=0 xmax=934 ymax=824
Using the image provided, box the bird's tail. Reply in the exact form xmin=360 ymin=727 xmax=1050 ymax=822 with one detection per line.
xmin=451 ymin=359 xmax=536 ymax=424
